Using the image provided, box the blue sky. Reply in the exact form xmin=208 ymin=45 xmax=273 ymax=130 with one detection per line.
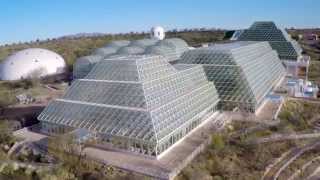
xmin=1 ymin=0 xmax=319 ymax=45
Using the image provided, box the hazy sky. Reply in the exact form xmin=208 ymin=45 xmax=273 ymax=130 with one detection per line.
xmin=1 ymin=0 xmax=319 ymax=45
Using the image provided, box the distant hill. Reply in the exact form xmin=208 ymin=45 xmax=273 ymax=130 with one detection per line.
xmin=59 ymin=32 xmax=108 ymax=39
xmin=0 ymin=29 xmax=226 ymax=71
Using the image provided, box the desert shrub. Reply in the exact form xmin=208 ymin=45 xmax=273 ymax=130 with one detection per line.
xmin=211 ymin=134 xmax=225 ymax=151
xmin=278 ymin=100 xmax=320 ymax=131
xmin=0 ymin=91 xmax=16 ymax=108
xmin=0 ymin=121 xmax=14 ymax=146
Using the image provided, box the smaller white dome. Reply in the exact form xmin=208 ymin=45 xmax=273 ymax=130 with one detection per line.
xmin=151 ymin=26 xmax=165 ymax=40
xmin=0 ymin=48 xmax=66 ymax=81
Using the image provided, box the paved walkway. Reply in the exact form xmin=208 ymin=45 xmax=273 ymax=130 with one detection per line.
xmin=13 ymin=128 xmax=48 ymax=142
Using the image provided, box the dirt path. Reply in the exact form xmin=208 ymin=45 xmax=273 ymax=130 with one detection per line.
xmin=288 ymin=156 xmax=320 ymax=180
xmin=249 ymin=133 xmax=320 ymax=144
xmin=263 ymin=141 xmax=320 ymax=180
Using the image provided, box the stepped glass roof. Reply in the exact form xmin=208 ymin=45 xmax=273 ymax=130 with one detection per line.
xmin=129 ymin=39 xmax=159 ymax=47
xmin=93 ymin=47 xmax=118 ymax=57
xmin=116 ymin=46 xmax=146 ymax=55
xmin=39 ymin=55 xmax=219 ymax=156
xmin=74 ymin=38 xmax=190 ymax=79
xmin=104 ymin=40 xmax=131 ymax=48
xmin=238 ymin=21 xmax=301 ymax=60
xmin=73 ymin=55 xmax=104 ymax=79
xmin=177 ymin=41 xmax=286 ymax=112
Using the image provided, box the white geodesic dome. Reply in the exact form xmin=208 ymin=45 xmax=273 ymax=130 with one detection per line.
xmin=0 ymin=48 xmax=66 ymax=81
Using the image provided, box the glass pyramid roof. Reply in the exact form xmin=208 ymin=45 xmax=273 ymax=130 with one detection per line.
xmin=39 ymin=55 xmax=219 ymax=155
xmin=238 ymin=21 xmax=301 ymax=61
xmin=177 ymin=41 xmax=286 ymax=112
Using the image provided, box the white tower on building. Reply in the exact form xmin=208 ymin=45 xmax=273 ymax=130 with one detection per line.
xmin=150 ymin=26 xmax=165 ymax=40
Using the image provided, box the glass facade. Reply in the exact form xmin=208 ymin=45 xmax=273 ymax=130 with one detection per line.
xmin=73 ymin=38 xmax=189 ymax=79
xmin=238 ymin=21 xmax=301 ymax=61
xmin=39 ymin=55 xmax=220 ymax=157
xmin=73 ymin=55 xmax=104 ymax=79
xmin=104 ymin=40 xmax=131 ymax=48
xmin=117 ymin=46 xmax=145 ymax=55
xmin=177 ymin=41 xmax=286 ymax=112
xmin=93 ymin=47 xmax=118 ymax=57
xmin=129 ymin=39 xmax=158 ymax=47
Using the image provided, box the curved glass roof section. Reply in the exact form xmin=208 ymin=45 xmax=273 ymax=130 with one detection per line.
xmin=157 ymin=38 xmax=189 ymax=59
xmin=93 ymin=47 xmax=118 ymax=57
xmin=73 ymin=55 xmax=104 ymax=79
xmin=129 ymin=39 xmax=158 ymax=47
xmin=177 ymin=41 xmax=286 ymax=112
xmin=116 ymin=46 xmax=145 ymax=55
xmin=73 ymin=38 xmax=189 ymax=79
xmin=104 ymin=40 xmax=131 ymax=48
xmin=39 ymin=55 xmax=219 ymax=156
xmin=145 ymin=45 xmax=179 ymax=62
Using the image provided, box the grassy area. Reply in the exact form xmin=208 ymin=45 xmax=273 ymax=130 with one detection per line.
xmin=278 ymin=100 xmax=320 ymax=132
xmin=176 ymin=131 xmax=306 ymax=180
xmin=0 ymin=82 xmax=18 ymax=108
xmin=0 ymin=80 xmax=46 ymax=107
xmin=0 ymin=78 xmax=68 ymax=108
xmin=309 ymin=61 xmax=320 ymax=84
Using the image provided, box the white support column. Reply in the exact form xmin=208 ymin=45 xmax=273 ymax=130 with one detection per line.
xmin=306 ymin=62 xmax=309 ymax=81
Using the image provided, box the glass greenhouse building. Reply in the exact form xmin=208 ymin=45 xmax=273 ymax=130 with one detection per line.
xmin=39 ymin=55 xmax=220 ymax=157
xmin=73 ymin=38 xmax=189 ymax=79
xmin=176 ymin=41 xmax=286 ymax=112
xmin=238 ymin=21 xmax=302 ymax=61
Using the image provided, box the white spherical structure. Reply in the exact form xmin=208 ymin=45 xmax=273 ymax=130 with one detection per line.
xmin=151 ymin=26 xmax=165 ymax=40
xmin=0 ymin=48 xmax=66 ymax=81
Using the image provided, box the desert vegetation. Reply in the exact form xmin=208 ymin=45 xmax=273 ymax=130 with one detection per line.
xmin=287 ymin=29 xmax=320 ymax=84
xmin=176 ymin=100 xmax=320 ymax=180
xmin=0 ymin=123 xmax=150 ymax=180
